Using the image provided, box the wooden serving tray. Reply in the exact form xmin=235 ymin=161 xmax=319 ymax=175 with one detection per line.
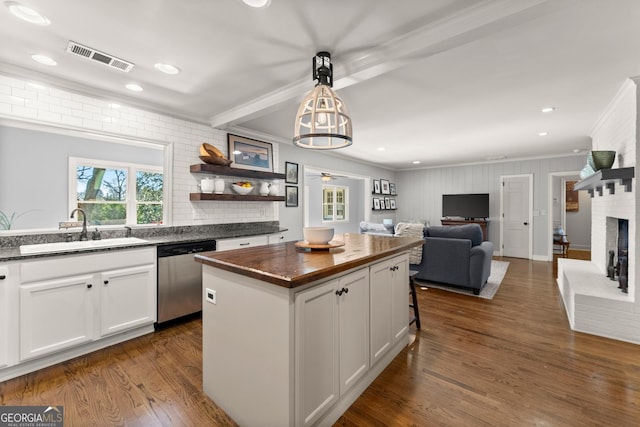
xmin=294 ymin=240 xmax=346 ymax=250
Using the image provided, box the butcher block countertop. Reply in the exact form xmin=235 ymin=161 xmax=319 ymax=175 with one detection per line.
xmin=195 ymin=233 xmax=424 ymax=288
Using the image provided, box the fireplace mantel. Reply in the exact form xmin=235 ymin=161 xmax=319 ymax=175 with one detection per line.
xmin=574 ymin=167 xmax=635 ymax=196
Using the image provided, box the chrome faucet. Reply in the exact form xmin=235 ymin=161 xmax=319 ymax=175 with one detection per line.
xmin=70 ymin=208 xmax=88 ymax=241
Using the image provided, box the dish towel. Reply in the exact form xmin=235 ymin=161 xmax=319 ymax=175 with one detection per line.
xmin=394 ymin=222 xmax=425 ymax=264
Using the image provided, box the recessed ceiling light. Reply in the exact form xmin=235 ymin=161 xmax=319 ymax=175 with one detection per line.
xmin=377 ymin=147 xmax=385 ymax=151
xmin=154 ymin=63 xmax=180 ymax=75
xmin=125 ymin=83 xmax=143 ymax=92
xmin=242 ymin=0 xmax=271 ymax=7
xmin=412 ymin=160 xmax=421 ymax=164
xmin=31 ymin=54 xmax=56 ymax=66
xmin=5 ymin=1 xmax=50 ymax=25
xmin=538 ymin=131 xmax=549 ymax=136
xmin=541 ymin=107 xmax=555 ymax=113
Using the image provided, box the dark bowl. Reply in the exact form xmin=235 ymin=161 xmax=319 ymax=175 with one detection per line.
xmin=591 ymin=150 xmax=615 ymax=170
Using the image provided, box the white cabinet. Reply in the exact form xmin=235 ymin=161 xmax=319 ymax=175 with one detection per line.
xmin=100 ymin=264 xmax=155 ymax=336
xmin=369 ymin=254 xmax=409 ymax=367
xmin=267 ymin=232 xmax=286 ymax=244
xmin=295 ymin=268 xmax=369 ymax=427
xmin=18 ymin=247 xmax=156 ymax=361
xmin=20 ymin=274 xmax=95 ymax=360
xmin=0 ymin=263 xmax=19 ymax=368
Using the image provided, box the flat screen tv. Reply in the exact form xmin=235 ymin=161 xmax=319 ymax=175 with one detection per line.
xmin=442 ymin=193 xmax=489 ymax=220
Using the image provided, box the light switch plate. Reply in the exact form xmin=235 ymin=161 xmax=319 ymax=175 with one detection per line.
xmin=205 ymin=288 xmax=216 ymax=304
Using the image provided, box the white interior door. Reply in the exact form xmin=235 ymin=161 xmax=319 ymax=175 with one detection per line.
xmin=501 ymin=175 xmax=532 ymax=259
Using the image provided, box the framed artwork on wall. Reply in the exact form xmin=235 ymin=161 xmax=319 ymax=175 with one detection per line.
xmin=373 ymin=179 xmax=381 ymax=194
xmin=565 ymin=180 xmax=579 ymax=211
xmin=389 ymin=183 xmax=396 ymax=195
xmin=286 ymin=185 xmax=298 ymax=207
xmin=227 ymin=133 xmax=273 ymax=172
xmin=384 ymin=197 xmax=391 ymax=209
xmin=390 ymin=199 xmax=396 ymax=209
xmin=380 ymin=179 xmax=390 ymax=195
xmin=285 ymin=161 xmax=298 ymax=184
xmin=373 ymin=198 xmax=380 ymax=210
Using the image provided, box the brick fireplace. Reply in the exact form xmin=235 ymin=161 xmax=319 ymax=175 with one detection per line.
xmin=556 ymin=78 xmax=638 ymax=345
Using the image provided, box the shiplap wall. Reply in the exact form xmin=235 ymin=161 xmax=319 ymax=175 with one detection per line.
xmin=396 ymin=155 xmax=586 ymax=258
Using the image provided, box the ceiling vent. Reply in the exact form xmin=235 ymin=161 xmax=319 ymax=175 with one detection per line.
xmin=66 ymin=41 xmax=134 ymax=72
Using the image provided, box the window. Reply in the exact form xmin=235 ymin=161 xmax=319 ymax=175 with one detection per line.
xmin=70 ymin=158 xmax=164 ymax=226
xmin=322 ymin=185 xmax=348 ymax=222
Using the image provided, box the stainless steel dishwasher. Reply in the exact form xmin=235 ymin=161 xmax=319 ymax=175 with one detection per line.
xmin=157 ymin=240 xmax=216 ymax=324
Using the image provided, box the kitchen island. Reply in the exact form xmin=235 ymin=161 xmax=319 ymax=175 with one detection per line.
xmin=195 ymin=233 xmax=424 ymax=427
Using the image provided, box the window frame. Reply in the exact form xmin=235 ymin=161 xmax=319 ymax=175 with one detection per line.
xmin=69 ymin=157 xmax=165 ymax=227
xmin=322 ymin=184 xmax=349 ymax=223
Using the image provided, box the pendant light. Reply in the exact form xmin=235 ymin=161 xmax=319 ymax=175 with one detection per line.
xmin=293 ymin=52 xmax=353 ymax=149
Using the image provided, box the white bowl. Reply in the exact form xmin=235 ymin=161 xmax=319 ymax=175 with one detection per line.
xmin=303 ymin=227 xmax=335 ymax=244
xmin=232 ymin=183 xmax=253 ymax=195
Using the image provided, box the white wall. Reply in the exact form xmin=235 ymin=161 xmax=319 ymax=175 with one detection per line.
xmin=396 ymin=156 xmax=586 ymax=258
xmin=0 ymin=74 xmax=278 ymax=227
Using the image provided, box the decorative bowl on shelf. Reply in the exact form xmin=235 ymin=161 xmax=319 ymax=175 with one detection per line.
xmin=303 ymin=227 xmax=335 ymax=244
xmin=199 ymin=143 xmax=233 ymax=166
xmin=591 ymin=150 xmax=616 ymax=170
xmin=232 ymin=182 xmax=253 ymax=195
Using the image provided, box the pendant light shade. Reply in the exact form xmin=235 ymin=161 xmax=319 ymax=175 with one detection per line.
xmin=293 ymin=52 xmax=352 ymax=149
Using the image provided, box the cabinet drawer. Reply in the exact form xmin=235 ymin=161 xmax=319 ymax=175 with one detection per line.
xmin=216 ymin=235 xmax=269 ymax=251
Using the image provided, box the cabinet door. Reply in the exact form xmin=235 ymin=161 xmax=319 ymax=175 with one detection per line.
xmin=338 ymin=268 xmax=369 ymax=395
xmin=100 ymin=264 xmax=156 ymax=336
xmin=267 ymin=233 xmax=285 ymax=244
xmin=0 ymin=265 xmax=13 ymax=368
xmin=295 ymin=279 xmax=340 ymax=427
xmin=391 ymin=254 xmax=410 ymax=342
xmin=369 ymin=259 xmax=392 ymax=366
xmin=20 ymin=274 xmax=95 ymax=360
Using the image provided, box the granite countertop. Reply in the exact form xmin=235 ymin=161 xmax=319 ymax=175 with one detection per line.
xmin=0 ymin=223 xmax=287 ymax=262
xmin=195 ymin=233 xmax=424 ymax=288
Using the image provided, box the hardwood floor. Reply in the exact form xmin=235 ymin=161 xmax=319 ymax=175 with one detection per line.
xmin=2 ymin=256 xmax=639 ymax=426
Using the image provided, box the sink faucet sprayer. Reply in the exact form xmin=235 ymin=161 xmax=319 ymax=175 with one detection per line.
xmin=70 ymin=208 xmax=88 ymax=241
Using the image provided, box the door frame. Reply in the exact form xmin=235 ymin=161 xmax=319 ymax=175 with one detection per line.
xmin=499 ymin=174 xmax=533 ymax=259
xmin=547 ymin=171 xmax=580 ymax=261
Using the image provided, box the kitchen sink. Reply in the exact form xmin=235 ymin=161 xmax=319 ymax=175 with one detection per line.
xmin=19 ymin=237 xmax=149 ymax=255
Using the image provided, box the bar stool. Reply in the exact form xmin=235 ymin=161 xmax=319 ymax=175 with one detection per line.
xmin=409 ymin=270 xmax=421 ymax=329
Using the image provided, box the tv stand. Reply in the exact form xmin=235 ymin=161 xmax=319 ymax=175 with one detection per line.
xmin=441 ymin=218 xmax=489 ymax=241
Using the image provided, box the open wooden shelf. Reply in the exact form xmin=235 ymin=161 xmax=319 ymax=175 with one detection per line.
xmin=190 ymin=164 xmax=285 ymax=180
xmin=574 ymin=167 xmax=634 ymax=196
xmin=190 ymin=193 xmax=285 ymax=202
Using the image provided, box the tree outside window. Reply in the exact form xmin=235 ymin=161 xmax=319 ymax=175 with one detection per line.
xmin=72 ymin=158 xmax=163 ymax=226
xmin=322 ymin=185 xmax=348 ymax=222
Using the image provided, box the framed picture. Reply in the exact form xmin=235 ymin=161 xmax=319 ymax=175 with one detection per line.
xmin=380 ymin=179 xmax=390 ymax=195
xmin=565 ymin=180 xmax=578 ymax=212
xmin=373 ymin=198 xmax=380 ymax=210
xmin=390 ymin=198 xmax=396 ymax=209
xmin=389 ymin=183 xmax=396 ymax=195
xmin=373 ymin=179 xmax=381 ymax=194
xmin=286 ymin=185 xmax=298 ymax=207
xmin=384 ymin=197 xmax=391 ymax=209
xmin=285 ymin=161 xmax=298 ymax=184
xmin=227 ymin=133 xmax=273 ymax=172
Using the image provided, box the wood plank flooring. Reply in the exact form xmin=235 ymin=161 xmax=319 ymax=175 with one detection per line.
xmin=2 ymin=256 xmax=639 ymax=426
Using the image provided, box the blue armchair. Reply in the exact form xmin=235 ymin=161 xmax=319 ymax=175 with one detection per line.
xmin=411 ymin=224 xmax=494 ymax=295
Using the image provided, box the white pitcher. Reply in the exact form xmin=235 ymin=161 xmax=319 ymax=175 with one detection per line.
xmin=259 ymin=181 xmax=270 ymax=196
xmin=269 ymin=182 xmax=279 ymax=196
xmin=213 ymin=176 xmax=225 ymax=194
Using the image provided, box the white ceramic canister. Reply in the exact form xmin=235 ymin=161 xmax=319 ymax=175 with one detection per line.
xmin=259 ymin=181 xmax=270 ymax=196
xmin=200 ymin=177 xmax=214 ymax=193
xmin=269 ymin=182 xmax=279 ymax=196
xmin=213 ymin=176 xmax=225 ymax=194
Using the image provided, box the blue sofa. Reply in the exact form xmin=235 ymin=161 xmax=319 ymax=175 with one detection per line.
xmin=411 ymin=224 xmax=494 ymax=295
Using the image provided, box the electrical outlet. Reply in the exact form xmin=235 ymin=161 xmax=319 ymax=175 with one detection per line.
xmin=205 ymin=288 xmax=216 ymax=304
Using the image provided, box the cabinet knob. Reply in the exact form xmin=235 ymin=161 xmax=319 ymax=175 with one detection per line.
xmin=87 ymin=284 xmax=92 ymax=289
xmin=103 ymin=280 xmax=109 ymax=285
xmin=335 ymin=287 xmax=349 ymax=296
xmin=0 ymin=275 xmax=5 ymax=280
